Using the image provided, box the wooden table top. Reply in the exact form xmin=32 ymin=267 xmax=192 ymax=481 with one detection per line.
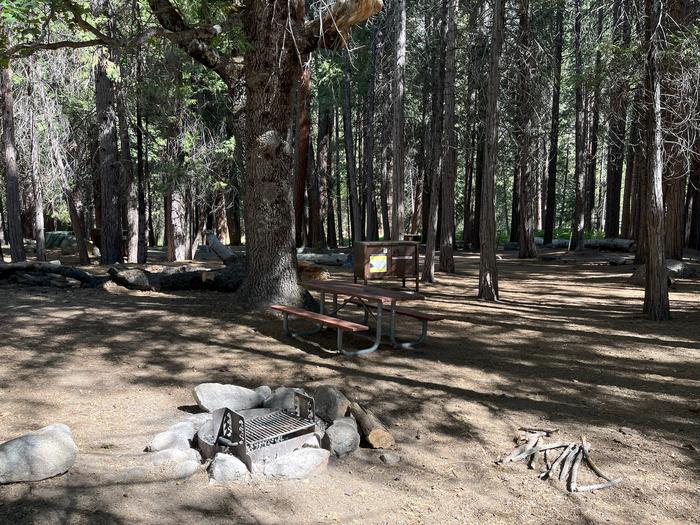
xmin=302 ymin=279 xmax=424 ymax=303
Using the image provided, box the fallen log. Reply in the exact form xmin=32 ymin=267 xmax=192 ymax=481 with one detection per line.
xmin=568 ymin=449 xmax=583 ymax=492
xmin=559 ymin=445 xmax=579 ymax=481
xmin=348 ymin=401 xmax=395 ymax=449
xmin=0 ymin=261 xmax=100 ymax=287
xmin=206 ymin=232 xmax=237 ymax=265
xmin=108 ymin=261 xmax=247 ymax=292
xmin=539 ymin=443 xmax=574 ymax=480
xmin=576 ymin=478 xmax=623 ymax=492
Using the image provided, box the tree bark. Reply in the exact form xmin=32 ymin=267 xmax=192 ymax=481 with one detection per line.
xmin=342 ymin=51 xmax=363 ymax=243
xmin=544 ymin=0 xmax=564 ymax=244
xmin=479 ymin=0 xmax=505 ymax=299
xmin=643 ymin=0 xmax=670 ymax=320
xmin=585 ymin=9 xmax=603 ymax=233
xmin=308 ymin=110 xmax=326 ymax=249
xmin=571 ymin=0 xmax=586 ymax=250
xmin=391 ymin=0 xmax=407 ymax=240
xmin=364 ymin=24 xmax=379 ymax=241
xmin=1 ymin=62 xmax=26 ymax=262
xmin=94 ymin=45 xmax=122 ymax=264
xmin=294 ymin=61 xmax=312 ymax=248
xmin=28 ymin=62 xmax=46 ymax=262
xmin=438 ymin=0 xmax=458 ymax=273
xmin=422 ymin=0 xmax=447 ymax=282
xmin=116 ymin=70 xmax=139 ymax=263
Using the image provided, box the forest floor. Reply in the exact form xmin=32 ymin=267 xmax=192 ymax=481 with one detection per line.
xmin=1 ymin=250 xmax=699 ymax=524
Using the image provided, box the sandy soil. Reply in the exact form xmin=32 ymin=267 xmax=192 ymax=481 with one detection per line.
xmin=1 ymin=251 xmax=698 ymax=524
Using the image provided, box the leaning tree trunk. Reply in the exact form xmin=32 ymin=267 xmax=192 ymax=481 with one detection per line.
xmin=543 ymin=1 xmax=564 ymax=246
xmin=643 ymin=0 xmax=670 ymax=320
xmin=391 ymin=0 xmax=407 ymax=240
xmin=438 ymin=0 xmax=458 ymax=273
xmin=1 ymin=61 xmax=26 ymax=262
xmin=479 ymin=0 xmax=505 ymax=300
xmin=516 ymin=0 xmax=536 ymax=259
xmin=94 ymin=47 xmax=122 ymax=264
xmin=571 ymin=0 xmax=586 ymax=251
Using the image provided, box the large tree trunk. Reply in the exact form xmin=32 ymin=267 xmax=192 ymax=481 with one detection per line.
xmin=334 ymin=107 xmax=344 ymax=246
xmin=135 ymin=89 xmax=148 ymax=263
xmin=324 ymin=108 xmax=338 ymax=249
xmin=342 ymin=51 xmax=363 ymax=242
xmin=585 ymin=9 xmax=603 ymax=234
xmin=391 ymin=0 xmax=407 ymax=240
xmin=94 ymin=46 xmax=122 ymax=264
xmin=422 ymin=0 xmax=447 ymax=283
xmin=479 ymin=0 xmax=505 ymax=300
xmin=643 ymin=0 xmax=670 ymax=320
xmin=308 ymin=111 xmax=326 ymax=249
xmin=571 ymin=0 xmax=586 ymax=251
xmin=516 ymin=0 xmax=536 ymax=259
xmin=438 ymin=0 xmax=458 ymax=273
xmin=236 ymin=0 xmax=305 ymax=307
xmin=1 ymin=62 xmax=26 ymax=262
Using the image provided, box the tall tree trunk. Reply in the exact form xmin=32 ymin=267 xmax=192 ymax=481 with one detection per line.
xmin=391 ymin=0 xmax=407 ymax=240
xmin=342 ymin=51 xmax=363 ymax=242
xmin=28 ymin=65 xmax=46 ymax=262
xmin=364 ymin=24 xmax=379 ymax=241
xmin=516 ymin=0 xmax=536 ymax=259
xmin=308 ymin=110 xmax=326 ymax=249
xmin=324 ymin=108 xmax=338 ymax=248
xmin=571 ymin=0 xmax=586 ymax=250
xmin=544 ymin=3 xmax=564 ymax=245
xmin=1 ymin=61 xmax=26 ymax=262
xmin=463 ymin=124 xmax=476 ymax=249
xmin=116 ymin=73 xmax=139 ymax=263
xmin=479 ymin=0 xmax=505 ymax=299
xmin=135 ymin=90 xmax=148 ymax=262
xmin=439 ymin=0 xmax=458 ymax=273
xmin=604 ymin=0 xmax=631 ymax=238
xmin=94 ymin=46 xmax=122 ymax=264
xmin=422 ymin=0 xmax=447 ymax=282
xmin=509 ymin=162 xmax=519 ymax=243
xmin=294 ymin=61 xmax=312 ymax=248
xmin=643 ymin=0 xmax=670 ymax=320
xmin=335 ymin=106 xmax=344 ymax=246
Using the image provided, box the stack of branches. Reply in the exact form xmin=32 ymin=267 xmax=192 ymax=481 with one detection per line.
xmin=497 ymin=427 xmax=623 ymax=493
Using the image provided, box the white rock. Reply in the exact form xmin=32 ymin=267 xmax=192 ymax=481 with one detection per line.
xmin=151 ymin=448 xmax=201 ymax=466
xmin=193 ymin=383 xmax=262 ymax=412
xmin=254 ymin=385 xmax=272 ymax=402
xmin=262 ymin=448 xmax=330 ymax=480
xmin=263 ymin=387 xmax=304 ymax=411
xmin=0 ymin=424 xmax=78 ymax=483
xmin=187 ymin=413 xmax=212 ymax=432
xmin=322 ymin=419 xmax=360 ymax=457
xmin=173 ymin=460 xmax=200 ymax=479
xmin=168 ymin=421 xmax=197 ymax=440
xmin=209 ymin=453 xmax=250 ymax=483
xmin=147 ymin=430 xmax=191 ymax=452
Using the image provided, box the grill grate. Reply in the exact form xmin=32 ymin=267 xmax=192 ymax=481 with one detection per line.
xmin=215 ymin=392 xmax=317 ymax=469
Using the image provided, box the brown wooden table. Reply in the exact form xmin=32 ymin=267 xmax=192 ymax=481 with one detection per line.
xmin=301 ymin=280 xmax=425 ymax=356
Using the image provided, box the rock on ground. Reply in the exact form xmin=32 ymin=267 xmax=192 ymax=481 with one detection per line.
xmin=0 ymin=424 xmax=78 ymax=483
xmin=146 ymin=430 xmax=191 ymax=452
xmin=262 ymin=448 xmax=330 ymax=480
xmin=151 ymin=448 xmax=201 ymax=466
xmin=173 ymin=460 xmax=201 ymax=480
xmin=379 ymin=452 xmax=401 ymax=465
xmin=209 ymin=453 xmax=250 ymax=482
xmin=313 ymin=385 xmax=350 ymax=423
xmin=254 ymin=386 xmax=272 ymax=403
xmin=193 ymin=383 xmax=263 ymax=412
xmin=263 ymin=387 xmax=302 ymax=411
xmin=321 ymin=418 xmax=360 ymax=457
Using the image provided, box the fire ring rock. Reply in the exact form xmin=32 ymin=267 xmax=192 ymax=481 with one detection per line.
xmin=321 ymin=418 xmax=360 ymax=457
xmin=193 ymin=383 xmax=263 ymax=412
xmin=0 ymin=424 xmax=78 ymax=484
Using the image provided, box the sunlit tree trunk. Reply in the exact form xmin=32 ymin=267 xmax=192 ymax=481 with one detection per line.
xmin=571 ymin=0 xmax=586 ymax=250
xmin=391 ymin=0 xmax=407 ymax=240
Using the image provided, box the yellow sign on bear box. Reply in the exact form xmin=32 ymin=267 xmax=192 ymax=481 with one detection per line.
xmin=369 ymin=254 xmax=388 ymax=273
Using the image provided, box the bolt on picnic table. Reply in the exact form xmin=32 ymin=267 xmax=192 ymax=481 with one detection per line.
xmin=272 ymin=280 xmax=443 ymax=356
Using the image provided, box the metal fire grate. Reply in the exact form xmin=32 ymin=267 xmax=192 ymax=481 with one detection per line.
xmin=216 ymin=392 xmax=316 ymax=469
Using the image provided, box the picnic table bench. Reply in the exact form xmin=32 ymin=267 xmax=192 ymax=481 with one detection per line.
xmin=272 ymin=280 xmax=443 ymax=356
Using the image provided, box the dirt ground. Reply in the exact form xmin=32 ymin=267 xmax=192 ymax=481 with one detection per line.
xmin=1 ymin=251 xmax=698 ymax=524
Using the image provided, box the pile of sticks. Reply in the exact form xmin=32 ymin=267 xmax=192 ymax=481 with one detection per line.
xmin=497 ymin=427 xmax=622 ymax=493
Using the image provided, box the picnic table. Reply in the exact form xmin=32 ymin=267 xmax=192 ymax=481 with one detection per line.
xmin=272 ymin=280 xmax=443 ymax=356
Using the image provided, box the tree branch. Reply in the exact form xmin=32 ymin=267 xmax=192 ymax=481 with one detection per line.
xmin=4 ymin=39 xmax=106 ymax=58
xmin=300 ymin=0 xmax=383 ymax=54
xmin=148 ymin=0 xmax=243 ymax=87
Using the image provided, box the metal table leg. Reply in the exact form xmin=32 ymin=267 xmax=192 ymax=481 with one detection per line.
xmin=389 ymin=301 xmax=429 ymax=349
xmin=339 ymin=299 xmax=383 ymax=356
